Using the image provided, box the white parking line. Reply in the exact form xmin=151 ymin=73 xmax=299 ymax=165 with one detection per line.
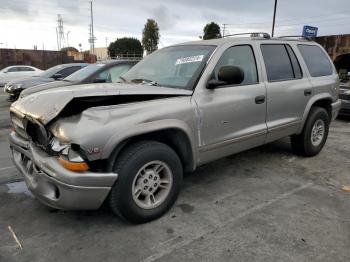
xmin=0 ymin=166 xmax=14 ymax=171
xmin=140 ymin=182 xmax=313 ymax=262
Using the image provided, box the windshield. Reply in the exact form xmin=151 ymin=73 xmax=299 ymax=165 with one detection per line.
xmin=122 ymin=45 xmax=216 ymax=89
xmin=64 ymin=64 xmax=105 ymax=82
xmin=40 ymin=65 xmax=67 ymax=78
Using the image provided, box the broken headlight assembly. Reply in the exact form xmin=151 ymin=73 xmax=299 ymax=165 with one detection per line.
xmin=50 ymin=137 xmax=89 ymax=172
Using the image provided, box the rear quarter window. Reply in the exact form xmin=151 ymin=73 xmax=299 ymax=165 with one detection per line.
xmin=298 ymin=45 xmax=333 ymax=77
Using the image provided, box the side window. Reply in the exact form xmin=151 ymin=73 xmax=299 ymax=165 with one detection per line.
xmin=261 ymin=44 xmax=295 ymax=81
xmin=7 ymin=67 xmax=19 ymax=72
xmin=19 ymin=67 xmax=35 ymax=72
xmin=298 ymin=45 xmax=333 ymax=77
xmin=214 ymin=45 xmax=258 ymax=85
xmin=107 ymin=64 xmax=132 ymax=82
xmin=57 ymin=66 xmax=82 ymax=78
xmin=285 ymin=45 xmax=302 ymax=79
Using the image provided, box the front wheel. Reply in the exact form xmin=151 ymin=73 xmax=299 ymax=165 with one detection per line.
xmin=109 ymin=141 xmax=183 ymax=223
xmin=291 ymin=107 xmax=330 ymax=157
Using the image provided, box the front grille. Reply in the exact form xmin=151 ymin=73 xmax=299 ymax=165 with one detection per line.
xmin=11 ymin=112 xmax=49 ymax=148
xmin=26 ymin=121 xmax=50 ymax=148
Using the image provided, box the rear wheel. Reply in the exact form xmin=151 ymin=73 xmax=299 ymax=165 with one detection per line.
xmin=291 ymin=107 xmax=330 ymax=157
xmin=109 ymin=141 xmax=183 ymax=223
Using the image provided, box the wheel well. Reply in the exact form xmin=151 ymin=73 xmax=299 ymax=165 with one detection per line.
xmin=312 ymin=99 xmax=332 ymax=120
xmin=109 ymin=129 xmax=195 ymax=173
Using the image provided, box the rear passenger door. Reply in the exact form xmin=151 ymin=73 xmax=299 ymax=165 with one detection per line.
xmin=260 ymin=43 xmax=312 ymax=142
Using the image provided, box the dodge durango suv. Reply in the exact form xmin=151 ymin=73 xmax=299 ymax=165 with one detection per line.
xmin=9 ymin=35 xmax=341 ymax=223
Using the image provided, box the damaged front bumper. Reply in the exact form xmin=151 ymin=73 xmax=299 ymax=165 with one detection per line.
xmin=9 ymin=131 xmax=118 ymax=210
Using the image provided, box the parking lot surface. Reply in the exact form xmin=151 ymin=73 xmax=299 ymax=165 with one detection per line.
xmin=0 ymin=93 xmax=349 ymax=262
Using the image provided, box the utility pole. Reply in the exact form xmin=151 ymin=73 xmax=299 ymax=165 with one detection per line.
xmin=271 ymin=0 xmax=278 ymax=37
xmin=56 ymin=28 xmax=59 ymax=51
xmin=89 ymin=24 xmax=92 ymax=53
xmin=90 ymin=1 xmax=95 ymax=54
xmin=67 ymin=31 xmax=71 ymax=47
xmin=56 ymin=14 xmax=65 ymax=50
xmin=222 ymin=24 xmax=227 ymax=37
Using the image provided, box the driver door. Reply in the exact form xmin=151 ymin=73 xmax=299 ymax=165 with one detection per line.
xmin=193 ymin=44 xmax=267 ymax=164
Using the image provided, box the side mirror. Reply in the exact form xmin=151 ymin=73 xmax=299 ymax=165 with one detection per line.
xmin=93 ymin=78 xmax=106 ymax=83
xmin=52 ymin=73 xmax=63 ymax=80
xmin=3 ymin=70 xmax=8 ymax=73
xmin=207 ymin=66 xmax=244 ymax=89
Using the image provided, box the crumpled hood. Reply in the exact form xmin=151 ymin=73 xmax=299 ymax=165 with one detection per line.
xmin=10 ymin=83 xmax=192 ymax=125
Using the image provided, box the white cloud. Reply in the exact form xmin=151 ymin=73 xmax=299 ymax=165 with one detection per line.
xmin=0 ymin=0 xmax=349 ymax=50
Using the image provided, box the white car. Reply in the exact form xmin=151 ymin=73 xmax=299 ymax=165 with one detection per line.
xmin=0 ymin=65 xmax=42 ymax=87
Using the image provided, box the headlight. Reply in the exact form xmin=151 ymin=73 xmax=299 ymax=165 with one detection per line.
xmin=12 ymin=84 xmax=23 ymax=90
xmin=50 ymin=137 xmax=89 ymax=171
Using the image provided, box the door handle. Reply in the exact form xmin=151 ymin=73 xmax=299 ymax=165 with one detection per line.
xmin=304 ymin=89 xmax=312 ymax=96
xmin=255 ymin=95 xmax=266 ymax=104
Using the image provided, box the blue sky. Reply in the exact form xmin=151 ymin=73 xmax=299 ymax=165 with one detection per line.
xmin=0 ymin=0 xmax=349 ymax=50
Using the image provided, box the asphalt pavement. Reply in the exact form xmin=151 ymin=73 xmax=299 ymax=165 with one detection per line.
xmin=0 ymin=93 xmax=349 ymax=262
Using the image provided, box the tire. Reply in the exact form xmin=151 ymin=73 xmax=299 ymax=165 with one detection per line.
xmin=109 ymin=141 xmax=183 ymax=224
xmin=291 ymin=107 xmax=330 ymax=157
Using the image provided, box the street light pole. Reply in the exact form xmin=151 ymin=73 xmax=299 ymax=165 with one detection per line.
xmin=271 ymin=0 xmax=278 ymax=37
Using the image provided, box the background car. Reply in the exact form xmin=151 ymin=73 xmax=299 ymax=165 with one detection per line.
xmin=339 ymin=84 xmax=350 ymax=116
xmin=0 ymin=65 xmax=42 ymax=87
xmin=4 ymin=63 xmax=88 ymax=101
xmin=19 ymin=60 xmax=138 ymax=98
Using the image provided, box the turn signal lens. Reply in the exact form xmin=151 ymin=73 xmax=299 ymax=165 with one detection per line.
xmin=58 ymin=156 xmax=89 ymax=172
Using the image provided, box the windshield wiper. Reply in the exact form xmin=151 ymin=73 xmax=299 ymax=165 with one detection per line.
xmin=130 ymin=78 xmax=159 ymax=86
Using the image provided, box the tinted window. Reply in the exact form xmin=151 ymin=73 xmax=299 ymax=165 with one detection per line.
xmin=41 ymin=65 xmax=66 ymax=78
xmin=214 ymin=45 xmax=258 ymax=85
xmin=19 ymin=66 xmax=35 ymax=72
xmin=7 ymin=67 xmax=20 ymax=72
xmin=261 ymin=44 xmax=294 ymax=81
xmin=298 ymin=45 xmax=333 ymax=77
xmin=57 ymin=66 xmax=82 ymax=78
xmin=64 ymin=64 xmax=105 ymax=82
xmin=286 ymin=45 xmax=302 ymax=79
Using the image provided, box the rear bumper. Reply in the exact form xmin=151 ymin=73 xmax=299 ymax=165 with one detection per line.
xmin=331 ymin=100 xmax=342 ymax=120
xmin=9 ymin=131 xmax=118 ymax=210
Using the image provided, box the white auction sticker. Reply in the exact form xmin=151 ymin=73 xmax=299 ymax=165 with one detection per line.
xmin=175 ymin=55 xmax=204 ymax=65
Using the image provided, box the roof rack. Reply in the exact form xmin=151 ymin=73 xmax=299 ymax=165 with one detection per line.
xmin=223 ymin=32 xmax=271 ymax=39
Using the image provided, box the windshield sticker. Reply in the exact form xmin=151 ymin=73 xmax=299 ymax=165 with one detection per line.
xmin=175 ymin=55 xmax=204 ymax=65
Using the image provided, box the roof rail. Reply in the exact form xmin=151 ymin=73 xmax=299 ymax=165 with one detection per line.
xmin=223 ymin=32 xmax=271 ymax=39
xmin=277 ymin=35 xmax=312 ymax=41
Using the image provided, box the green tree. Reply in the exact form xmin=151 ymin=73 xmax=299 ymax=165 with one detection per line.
xmin=60 ymin=46 xmax=79 ymax=53
xmin=108 ymin=37 xmax=143 ymax=58
xmin=142 ymin=19 xmax=160 ymax=55
xmin=203 ymin=22 xmax=221 ymax=40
